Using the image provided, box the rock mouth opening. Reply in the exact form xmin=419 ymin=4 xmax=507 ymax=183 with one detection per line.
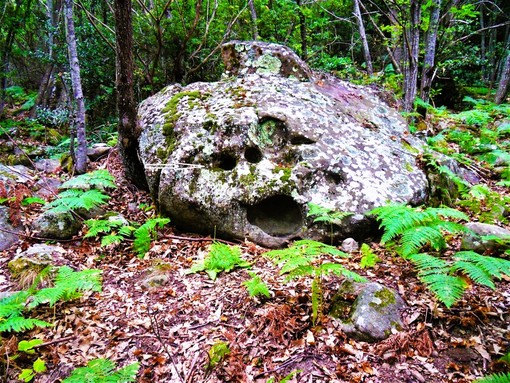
xmin=247 ymin=195 xmax=303 ymax=237
xmin=213 ymin=152 xmax=237 ymax=170
xmin=244 ymin=146 xmax=263 ymax=163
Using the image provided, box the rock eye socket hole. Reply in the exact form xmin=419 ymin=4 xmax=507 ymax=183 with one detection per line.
xmin=247 ymin=195 xmax=303 ymax=237
xmin=325 ymin=170 xmax=344 ymax=185
xmin=213 ymin=151 xmax=237 ymax=170
xmin=258 ymin=117 xmax=289 ymax=148
xmin=244 ymin=146 xmax=263 ymax=163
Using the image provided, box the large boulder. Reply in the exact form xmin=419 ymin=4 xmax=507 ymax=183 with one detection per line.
xmin=137 ymin=40 xmax=429 ymax=247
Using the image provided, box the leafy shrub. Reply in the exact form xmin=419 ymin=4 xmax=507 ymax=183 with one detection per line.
xmin=62 ymin=358 xmax=139 ymax=383
xmin=265 ymin=240 xmax=365 ymax=325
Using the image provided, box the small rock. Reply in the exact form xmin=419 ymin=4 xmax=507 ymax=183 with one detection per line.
xmin=8 ymin=244 xmax=66 ymax=275
xmin=0 ymin=206 xmax=20 ymax=251
xmin=142 ymin=273 xmax=169 ymax=289
xmin=35 ymin=159 xmax=61 ymax=174
xmin=341 ymin=238 xmax=359 ymax=252
xmin=461 ymin=222 xmax=510 ymax=254
xmin=332 ymin=282 xmax=406 ymax=342
xmin=32 ymin=211 xmax=82 ymax=239
xmin=87 ymin=143 xmax=111 ymax=161
xmin=0 ymin=164 xmax=33 ymax=184
xmin=34 ymin=177 xmax=61 ymax=198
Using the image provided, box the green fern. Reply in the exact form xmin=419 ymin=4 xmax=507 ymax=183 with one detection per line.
xmin=132 ymin=218 xmax=170 ymax=257
xmin=44 ymin=170 xmax=116 ymax=214
xmin=307 ymin=203 xmax=352 ymax=223
xmin=45 ymin=189 xmax=110 ymax=214
xmin=0 ymin=267 xmax=102 ymax=333
xmin=408 ymin=251 xmax=510 ymax=308
xmin=190 ymin=242 xmax=251 ymax=280
xmin=265 ymin=240 xmax=365 ymax=325
xmin=475 ymin=372 xmax=510 ymax=383
xmin=60 ymin=169 xmax=117 ymax=190
xmin=62 ymin=358 xmax=139 ymax=383
xmin=408 ymin=253 xmax=466 ymax=308
xmin=27 ymin=266 xmax=102 ymax=308
xmin=243 ymin=272 xmax=271 ymax=298
xmin=84 ymin=217 xmax=169 ymax=258
xmin=360 ymin=243 xmax=381 ymax=268
xmin=370 ymin=204 xmax=468 ymax=257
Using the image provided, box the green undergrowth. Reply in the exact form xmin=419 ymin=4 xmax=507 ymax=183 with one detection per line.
xmin=265 ymin=240 xmax=366 ymax=325
xmin=370 ymin=204 xmax=510 ymax=307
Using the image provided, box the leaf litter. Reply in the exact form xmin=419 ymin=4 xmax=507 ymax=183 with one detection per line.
xmin=0 ymin=150 xmax=508 ymax=383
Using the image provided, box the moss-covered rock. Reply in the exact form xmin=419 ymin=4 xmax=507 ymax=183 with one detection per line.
xmin=137 ymin=41 xmax=429 ymax=247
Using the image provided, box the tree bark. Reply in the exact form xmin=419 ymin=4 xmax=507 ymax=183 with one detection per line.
xmin=248 ymin=0 xmax=259 ymax=40
xmin=403 ymin=0 xmax=421 ymax=113
xmin=419 ymin=0 xmax=441 ymax=109
xmin=114 ymin=0 xmax=148 ymax=189
xmin=64 ymin=0 xmax=88 ymax=174
xmin=495 ymin=50 xmax=510 ymax=104
xmin=353 ymin=0 xmax=373 ymax=75
xmin=296 ymin=0 xmax=307 ymax=59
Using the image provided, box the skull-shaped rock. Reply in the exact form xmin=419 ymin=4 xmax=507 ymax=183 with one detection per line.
xmin=137 ymin=41 xmax=428 ymax=247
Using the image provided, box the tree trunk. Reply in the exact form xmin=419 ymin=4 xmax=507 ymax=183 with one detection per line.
xmin=296 ymin=0 xmax=307 ymax=59
xmin=353 ymin=0 xmax=373 ymax=75
xmin=64 ymin=0 xmax=88 ymax=174
xmin=419 ymin=0 xmax=441 ymax=109
xmin=248 ymin=0 xmax=259 ymax=40
xmin=114 ymin=0 xmax=148 ymax=189
xmin=403 ymin=0 xmax=421 ymax=113
xmin=495 ymin=50 xmax=510 ymax=104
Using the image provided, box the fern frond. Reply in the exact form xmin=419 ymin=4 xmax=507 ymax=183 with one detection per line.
xmin=319 ymin=263 xmax=367 ymax=282
xmin=284 ymin=265 xmax=315 ymax=281
xmin=454 ymin=251 xmax=510 ymax=280
xmin=243 ymin=272 xmax=271 ymax=298
xmin=475 ymin=372 xmax=510 ymax=383
xmin=101 ymin=234 xmax=124 ymax=247
xmin=45 ymin=189 xmax=110 ymax=213
xmin=84 ymin=219 xmax=125 ymax=238
xmin=307 ymin=203 xmax=352 ymax=223
xmin=409 ymin=253 xmax=466 ymax=308
xmin=28 ymin=266 xmax=102 ymax=308
xmin=190 ymin=242 xmax=250 ymax=280
xmin=419 ymin=273 xmax=466 ymax=308
xmin=0 ymin=316 xmax=52 ymax=332
xmin=63 ymin=358 xmax=139 ymax=383
xmin=401 ymin=226 xmax=446 ymax=257
xmin=132 ymin=218 xmax=170 ymax=257
xmin=451 ymin=260 xmax=495 ymax=289
xmin=60 ymin=169 xmax=117 ymax=190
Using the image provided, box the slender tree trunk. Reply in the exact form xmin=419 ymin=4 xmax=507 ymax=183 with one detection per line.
xmin=64 ymin=0 xmax=88 ymax=174
xmin=353 ymin=0 xmax=373 ymax=75
xmin=419 ymin=0 xmax=440 ymax=109
xmin=403 ymin=0 xmax=421 ymax=113
xmin=495 ymin=49 xmax=510 ymax=104
xmin=114 ymin=0 xmax=148 ymax=189
xmin=296 ymin=0 xmax=307 ymax=59
xmin=248 ymin=0 xmax=259 ymax=40
xmin=32 ymin=0 xmax=61 ymax=116
xmin=0 ymin=0 xmax=24 ymax=115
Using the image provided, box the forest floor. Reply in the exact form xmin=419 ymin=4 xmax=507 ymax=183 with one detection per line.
xmin=0 ymin=147 xmax=509 ymax=383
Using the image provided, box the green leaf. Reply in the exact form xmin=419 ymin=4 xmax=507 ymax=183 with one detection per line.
xmin=33 ymin=358 xmax=47 ymax=373
xmin=18 ymin=369 xmax=35 ymax=382
xmin=18 ymin=339 xmax=43 ymax=353
xmin=189 ymin=242 xmax=250 ymax=280
xmin=21 ymin=197 xmax=46 ymax=206
xmin=243 ymin=272 xmax=271 ymax=298
xmin=475 ymin=372 xmax=510 ymax=383
xmin=360 ymin=243 xmax=381 ymax=268
xmin=206 ymin=341 xmax=230 ymax=369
